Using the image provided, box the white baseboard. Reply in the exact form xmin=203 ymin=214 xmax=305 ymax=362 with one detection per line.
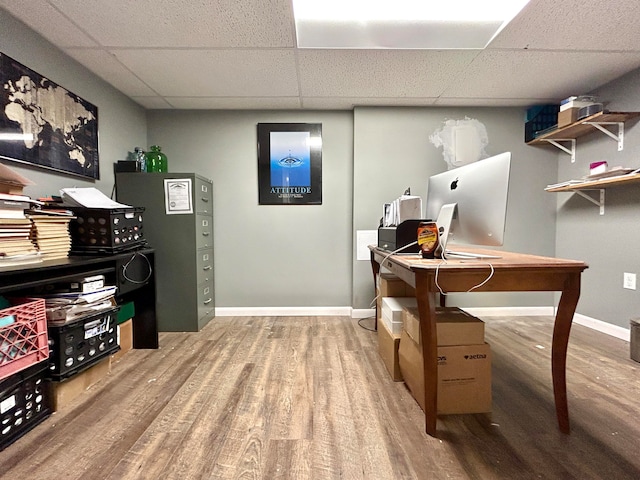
xmin=215 ymin=305 xmax=630 ymax=342
xmin=215 ymin=306 xmax=352 ymax=317
xmin=463 ymin=306 xmax=630 ymax=342
xmin=573 ymin=313 xmax=630 ymax=342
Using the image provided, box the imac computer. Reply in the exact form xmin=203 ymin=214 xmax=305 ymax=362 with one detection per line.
xmin=425 ymin=152 xmax=511 ymax=259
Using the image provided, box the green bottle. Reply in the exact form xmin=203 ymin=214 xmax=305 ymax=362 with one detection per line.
xmin=144 ymin=145 xmax=168 ymax=172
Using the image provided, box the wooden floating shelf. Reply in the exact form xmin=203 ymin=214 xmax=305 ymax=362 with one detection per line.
xmin=545 ymin=172 xmax=640 ymax=192
xmin=527 ymin=111 xmax=640 ymax=145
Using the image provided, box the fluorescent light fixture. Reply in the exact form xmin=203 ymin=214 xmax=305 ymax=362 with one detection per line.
xmin=292 ymin=0 xmax=530 ymax=49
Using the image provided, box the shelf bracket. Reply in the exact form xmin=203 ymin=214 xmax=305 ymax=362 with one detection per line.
xmin=573 ymin=189 xmax=605 ymax=215
xmin=542 ymin=138 xmax=576 ymax=162
xmin=582 ymin=121 xmax=625 ymax=151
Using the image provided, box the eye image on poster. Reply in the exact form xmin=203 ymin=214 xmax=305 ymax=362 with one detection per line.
xmin=257 ymin=123 xmax=322 ymax=205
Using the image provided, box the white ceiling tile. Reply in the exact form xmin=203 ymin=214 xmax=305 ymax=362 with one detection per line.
xmin=434 ymin=97 xmax=558 ymax=107
xmin=111 ymin=49 xmax=299 ymax=97
xmin=441 ymin=50 xmax=640 ymax=100
xmin=490 ymin=0 xmax=640 ymax=51
xmin=65 ymin=48 xmax=158 ymax=97
xmin=297 ymin=50 xmax=479 ymax=98
xmin=47 ymin=0 xmax=295 ymax=48
xmin=161 ymin=97 xmax=302 ymax=110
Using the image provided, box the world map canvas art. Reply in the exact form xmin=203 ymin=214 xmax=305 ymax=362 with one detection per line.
xmin=0 ymin=52 xmax=99 ymax=179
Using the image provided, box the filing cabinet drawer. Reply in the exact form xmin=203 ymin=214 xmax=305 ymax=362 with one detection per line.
xmin=196 ymin=215 xmax=213 ymax=249
xmin=195 ymin=177 xmax=213 ymax=215
xmin=197 ymin=280 xmax=215 ymax=322
xmin=196 ymin=248 xmax=214 ymax=285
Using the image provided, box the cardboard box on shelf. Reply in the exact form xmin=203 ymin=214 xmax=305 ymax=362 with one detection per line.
xmin=47 ymin=356 xmax=111 ymax=411
xmin=378 ymin=318 xmax=403 ymax=381
xmin=112 ymin=318 xmax=133 ymax=363
xmin=403 ymin=306 xmax=485 ymax=346
xmin=558 ymin=107 xmax=580 ymax=127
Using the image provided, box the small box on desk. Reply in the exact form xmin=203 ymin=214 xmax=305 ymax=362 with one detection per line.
xmin=68 ymin=207 xmax=145 ymax=254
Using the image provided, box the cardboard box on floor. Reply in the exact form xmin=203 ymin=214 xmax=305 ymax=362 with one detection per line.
xmin=378 ymin=317 xmax=403 ymax=381
xmin=47 ymin=356 xmax=111 ymax=411
xmin=112 ymin=318 xmax=133 ymax=363
xmin=399 ymin=307 xmax=491 ymax=414
xmin=376 ymin=273 xmax=415 ymax=324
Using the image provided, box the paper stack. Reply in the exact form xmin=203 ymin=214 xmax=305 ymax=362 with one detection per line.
xmin=0 ymin=217 xmax=40 ymax=267
xmin=41 ymin=285 xmax=117 ymax=326
xmin=28 ymin=211 xmax=75 ymax=260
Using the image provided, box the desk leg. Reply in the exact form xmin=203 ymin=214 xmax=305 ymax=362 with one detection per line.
xmin=415 ymin=271 xmax=438 ymax=436
xmin=552 ymin=273 xmax=581 ymax=434
xmin=370 ymin=250 xmax=381 ymax=331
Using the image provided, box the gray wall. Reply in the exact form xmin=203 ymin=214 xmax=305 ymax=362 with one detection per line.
xmin=146 ymin=110 xmax=354 ymax=308
xmin=352 ymin=107 xmax=559 ymax=309
xmin=555 ymin=67 xmax=640 ymax=329
xmin=0 ymin=10 xmax=147 ymax=200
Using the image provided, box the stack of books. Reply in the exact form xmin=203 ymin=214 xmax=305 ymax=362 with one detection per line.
xmin=0 ymin=193 xmax=41 ymax=267
xmin=28 ymin=210 xmax=75 ymax=260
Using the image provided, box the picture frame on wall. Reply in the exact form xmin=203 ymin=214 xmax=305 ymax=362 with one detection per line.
xmin=257 ymin=122 xmax=322 ymax=205
xmin=0 ymin=52 xmax=99 ymax=180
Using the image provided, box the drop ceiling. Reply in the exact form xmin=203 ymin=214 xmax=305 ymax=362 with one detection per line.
xmin=2 ymin=0 xmax=640 ymax=110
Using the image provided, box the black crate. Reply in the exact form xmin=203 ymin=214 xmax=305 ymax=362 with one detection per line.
xmin=0 ymin=360 xmax=52 ymax=451
xmin=47 ymin=307 xmax=120 ymax=380
xmin=524 ymin=104 xmax=560 ymax=142
xmin=69 ymin=207 xmax=145 ymax=254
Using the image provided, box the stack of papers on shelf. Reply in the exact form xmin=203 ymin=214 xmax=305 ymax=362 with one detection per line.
xmin=60 ymin=187 xmax=131 ymax=209
xmin=28 ymin=210 xmax=75 ymax=260
xmin=41 ymin=285 xmax=117 ymax=325
xmin=545 ymin=180 xmax=586 ymax=190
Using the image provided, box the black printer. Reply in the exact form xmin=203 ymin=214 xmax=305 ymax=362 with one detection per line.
xmin=378 ymin=219 xmax=431 ymax=254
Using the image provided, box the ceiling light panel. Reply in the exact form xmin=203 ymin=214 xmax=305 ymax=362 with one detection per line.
xmin=293 ymin=0 xmax=530 ymax=49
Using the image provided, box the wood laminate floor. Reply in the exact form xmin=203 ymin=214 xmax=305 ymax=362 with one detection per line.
xmin=1 ymin=315 xmax=639 ymax=479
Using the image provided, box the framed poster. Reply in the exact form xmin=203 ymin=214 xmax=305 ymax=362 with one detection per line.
xmin=257 ymin=123 xmax=322 ymax=205
xmin=0 ymin=52 xmax=99 ymax=179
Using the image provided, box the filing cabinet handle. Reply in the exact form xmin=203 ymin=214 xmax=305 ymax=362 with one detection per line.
xmin=201 ymin=197 xmax=209 ymax=202
xmin=204 ymin=298 xmax=212 ymax=304
xmin=203 ymin=266 xmax=212 ymax=270
xmin=202 ymin=232 xmax=210 ymax=236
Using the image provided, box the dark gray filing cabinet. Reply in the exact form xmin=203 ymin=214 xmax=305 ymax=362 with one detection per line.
xmin=115 ymin=172 xmax=214 ymax=332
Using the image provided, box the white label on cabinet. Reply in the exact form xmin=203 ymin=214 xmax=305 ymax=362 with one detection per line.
xmin=203 ymin=253 xmax=209 ymax=261
xmin=201 ymin=185 xmax=208 ymax=193
xmin=202 ymin=219 xmax=209 ymax=227
xmin=164 ymin=178 xmax=194 ymax=215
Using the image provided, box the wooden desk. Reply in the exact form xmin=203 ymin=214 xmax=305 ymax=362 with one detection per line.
xmin=369 ymin=246 xmax=588 ymax=437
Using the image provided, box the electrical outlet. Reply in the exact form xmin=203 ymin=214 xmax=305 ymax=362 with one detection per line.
xmin=624 ymin=272 xmax=636 ymax=290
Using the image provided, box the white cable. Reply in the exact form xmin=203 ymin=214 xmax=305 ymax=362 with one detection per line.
xmin=435 ymin=259 xmax=495 ymax=295
xmin=122 ymin=252 xmax=153 ymax=284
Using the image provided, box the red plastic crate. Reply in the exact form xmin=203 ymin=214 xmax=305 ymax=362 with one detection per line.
xmin=0 ymin=298 xmax=49 ymax=382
